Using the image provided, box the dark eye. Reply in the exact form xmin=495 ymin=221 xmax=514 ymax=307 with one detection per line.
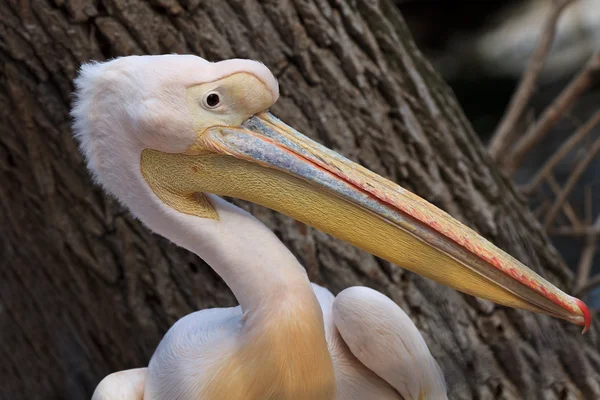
xmin=204 ymin=92 xmax=220 ymax=108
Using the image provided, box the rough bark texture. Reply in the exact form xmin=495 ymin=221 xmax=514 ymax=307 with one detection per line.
xmin=0 ymin=1 xmax=598 ymax=399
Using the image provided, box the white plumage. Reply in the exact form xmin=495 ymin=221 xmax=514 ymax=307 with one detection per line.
xmin=73 ymin=54 xmax=589 ymax=399
xmin=73 ymin=55 xmax=445 ymax=400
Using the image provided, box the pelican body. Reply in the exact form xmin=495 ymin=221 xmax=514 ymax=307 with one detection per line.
xmin=71 ymin=55 xmax=590 ymax=400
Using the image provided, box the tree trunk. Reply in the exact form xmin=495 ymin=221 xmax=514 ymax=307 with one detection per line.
xmin=0 ymin=1 xmax=598 ymax=399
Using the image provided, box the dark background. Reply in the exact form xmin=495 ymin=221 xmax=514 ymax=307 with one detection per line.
xmin=400 ymin=0 xmax=600 ymax=308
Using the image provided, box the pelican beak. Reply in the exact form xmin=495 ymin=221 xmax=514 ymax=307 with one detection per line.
xmin=142 ymin=111 xmax=591 ymax=332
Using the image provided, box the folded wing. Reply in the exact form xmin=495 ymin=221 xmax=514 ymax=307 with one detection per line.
xmin=332 ymin=286 xmax=447 ymax=400
xmin=92 ymin=368 xmax=147 ymax=400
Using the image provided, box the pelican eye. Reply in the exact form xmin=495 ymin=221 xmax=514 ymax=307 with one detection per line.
xmin=204 ymin=92 xmax=221 ymax=109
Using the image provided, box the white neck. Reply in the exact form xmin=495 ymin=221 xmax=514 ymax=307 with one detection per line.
xmin=102 ymin=141 xmax=313 ymax=313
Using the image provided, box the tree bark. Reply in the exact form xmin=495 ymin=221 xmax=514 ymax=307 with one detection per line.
xmin=0 ymin=1 xmax=598 ymax=399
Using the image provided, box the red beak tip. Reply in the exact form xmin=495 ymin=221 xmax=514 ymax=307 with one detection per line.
xmin=574 ymin=298 xmax=592 ymax=334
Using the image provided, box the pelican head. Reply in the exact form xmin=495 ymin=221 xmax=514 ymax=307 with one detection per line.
xmin=72 ymin=54 xmax=591 ymax=332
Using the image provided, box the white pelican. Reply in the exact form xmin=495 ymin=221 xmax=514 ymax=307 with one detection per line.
xmin=71 ymin=55 xmax=590 ymax=400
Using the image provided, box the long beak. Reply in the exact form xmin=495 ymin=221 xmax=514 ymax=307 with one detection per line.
xmin=143 ymin=112 xmax=591 ymax=332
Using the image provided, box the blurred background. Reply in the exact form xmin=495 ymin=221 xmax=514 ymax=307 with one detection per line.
xmin=400 ymin=0 xmax=600 ymax=309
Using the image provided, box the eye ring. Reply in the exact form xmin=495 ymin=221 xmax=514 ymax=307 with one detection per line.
xmin=203 ymin=92 xmax=221 ymax=109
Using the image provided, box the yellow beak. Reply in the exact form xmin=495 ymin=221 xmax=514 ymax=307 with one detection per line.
xmin=142 ymin=112 xmax=591 ymax=332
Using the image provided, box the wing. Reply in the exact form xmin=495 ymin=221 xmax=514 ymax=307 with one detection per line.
xmin=332 ymin=287 xmax=447 ymax=400
xmin=92 ymin=368 xmax=147 ymax=400
xmin=144 ymin=306 xmax=242 ymax=399
xmin=312 ymin=284 xmax=402 ymax=399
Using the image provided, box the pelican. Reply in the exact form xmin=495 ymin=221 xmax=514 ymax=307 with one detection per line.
xmin=71 ymin=55 xmax=591 ymax=400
